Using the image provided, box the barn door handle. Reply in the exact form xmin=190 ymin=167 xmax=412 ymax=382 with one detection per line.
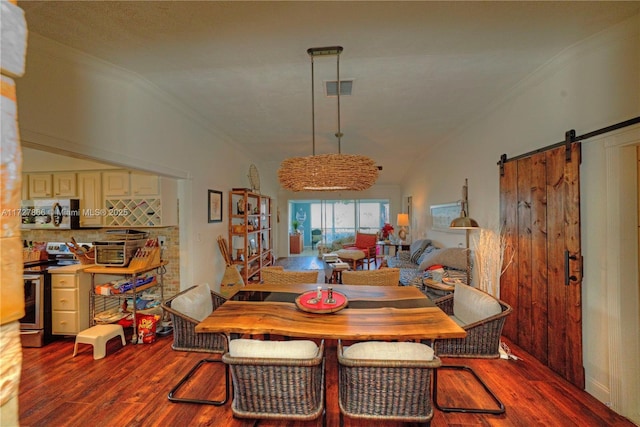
xmin=565 ymin=250 xmax=578 ymax=286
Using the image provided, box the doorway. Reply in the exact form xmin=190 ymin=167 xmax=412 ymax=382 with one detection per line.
xmin=594 ymin=130 xmax=639 ymax=422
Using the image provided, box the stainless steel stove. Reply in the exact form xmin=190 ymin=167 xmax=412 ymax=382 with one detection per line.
xmin=20 ymin=242 xmax=93 ymax=347
xmin=45 ymin=241 xmax=93 ymax=265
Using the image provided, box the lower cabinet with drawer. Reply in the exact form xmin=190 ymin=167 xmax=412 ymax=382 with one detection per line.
xmin=50 ymin=265 xmax=91 ymax=335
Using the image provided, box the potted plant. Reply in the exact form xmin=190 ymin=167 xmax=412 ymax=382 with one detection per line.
xmin=292 ymin=220 xmax=300 ymax=234
xmin=380 ymin=223 xmax=394 ymax=242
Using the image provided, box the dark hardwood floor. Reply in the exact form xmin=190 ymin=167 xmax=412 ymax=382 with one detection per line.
xmin=19 ymin=335 xmax=634 ymax=427
xmin=17 ymin=256 xmax=635 ymax=426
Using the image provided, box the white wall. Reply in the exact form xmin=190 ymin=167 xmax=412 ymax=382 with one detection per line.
xmin=403 ymin=14 xmax=639 ymax=421
xmin=22 ymin=147 xmax=118 ymax=171
xmin=17 ymin=33 xmax=270 ymax=292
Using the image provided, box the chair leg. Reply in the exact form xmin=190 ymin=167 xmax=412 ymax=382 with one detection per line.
xmin=433 ymin=364 xmax=505 ymax=414
xmin=168 ymin=358 xmax=230 ymax=405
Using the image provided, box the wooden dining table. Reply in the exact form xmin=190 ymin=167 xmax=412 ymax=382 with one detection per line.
xmin=196 ymin=283 xmax=466 ymax=341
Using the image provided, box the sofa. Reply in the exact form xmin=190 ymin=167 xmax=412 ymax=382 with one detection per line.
xmin=385 ymin=239 xmax=469 ymax=287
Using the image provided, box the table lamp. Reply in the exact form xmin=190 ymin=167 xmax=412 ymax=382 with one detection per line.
xmin=397 ymin=213 xmax=409 ymax=242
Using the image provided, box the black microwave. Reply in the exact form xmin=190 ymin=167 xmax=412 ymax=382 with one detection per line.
xmin=21 ymin=199 xmax=80 ymax=229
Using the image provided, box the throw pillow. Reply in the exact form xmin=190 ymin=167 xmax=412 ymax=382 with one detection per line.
xmin=409 ymin=239 xmax=431 ymax=264
xmin=418 ymin=247 xmax=468 ymax=271
xmin=170 ymin=283 xmax=213 ymax=322
xmin=409 ymin=239 xmax=431 ymax=255
xmin=416 ymin=245 xmax=437 ymax=266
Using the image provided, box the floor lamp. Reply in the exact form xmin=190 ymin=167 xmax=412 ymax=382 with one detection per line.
xmin=439 ymin=179 xmax=505 ymax=415
xmin=450 ymin=178 xmax=479 ymax=286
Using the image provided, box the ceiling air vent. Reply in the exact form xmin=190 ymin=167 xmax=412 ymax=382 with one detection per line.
xmin=325 ymin=80 xmax=353 ymax=97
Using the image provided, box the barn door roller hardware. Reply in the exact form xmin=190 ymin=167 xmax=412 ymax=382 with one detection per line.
xmin=564 ymin=130 xmax=576 ymax=162
xmin=497 ymin=116 xmax=640 ymax=176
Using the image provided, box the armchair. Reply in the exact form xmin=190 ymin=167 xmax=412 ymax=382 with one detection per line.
xmin=161 ymin=284 xmax=229 ymax=405
xmin=340 ymin=232 xmax=378 ymax=270
xmin=337 ymin=340 xmax=440 ymax=425
xmin=223 ymin=339 xmax=325 ymax=423
xmin=431 ymin=283 xmax=512 ymax=414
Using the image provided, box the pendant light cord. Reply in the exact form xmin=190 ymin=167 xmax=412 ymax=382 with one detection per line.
xmin=311 ymin=54 xmax=316 ymax=156
xmin=307 ymin=46 xmax=344 ymax=157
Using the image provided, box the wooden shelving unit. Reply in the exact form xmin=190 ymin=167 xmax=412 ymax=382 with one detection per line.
xmin=228 ymin=189 xmax=272 ymax=284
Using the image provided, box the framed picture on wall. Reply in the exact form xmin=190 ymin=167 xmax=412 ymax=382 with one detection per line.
xmin=208 ymin=189 xmax=223 ymax=223
xmin=430 ymin=202 xmax=462 ymax=232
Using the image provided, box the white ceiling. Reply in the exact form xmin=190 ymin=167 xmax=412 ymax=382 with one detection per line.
xmin=18 ymin=1 xmax=640 ymax=185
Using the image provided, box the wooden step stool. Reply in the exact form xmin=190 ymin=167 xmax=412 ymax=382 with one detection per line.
xmin=73 ymin=325 xmax=126 ymax=360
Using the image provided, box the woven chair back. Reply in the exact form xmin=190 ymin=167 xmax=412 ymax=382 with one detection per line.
xmin=222 ymin=340 xmax=325 ymax=421
xmin=262 ymin=267 xmax=319 ymax=285
xmin=337 ymin=340 xmax=440 ymax=423
xmin=161 ymin=286 xmax=228 ymax=353
xmin=432 ymin=291 xmax=512 ymax=358
xmin=341 ymin=268 xmax=400 ymax=286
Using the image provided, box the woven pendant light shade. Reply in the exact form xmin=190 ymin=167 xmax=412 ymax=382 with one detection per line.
xmin=279 ymin=153 xmax=379 ymax=192
xmin=279 ymin=45 xmax=379 ymax=192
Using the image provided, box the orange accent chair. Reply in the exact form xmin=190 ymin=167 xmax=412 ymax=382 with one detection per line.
xmin=342 ymin=232 xmax=378 ymax=270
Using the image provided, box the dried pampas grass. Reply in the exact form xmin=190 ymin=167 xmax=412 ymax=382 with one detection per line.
xmin=473 ymin=227 xmax=513 ymax=297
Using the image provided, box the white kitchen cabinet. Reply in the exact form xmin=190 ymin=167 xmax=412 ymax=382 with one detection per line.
xmin=23 ymin=168 xmax=176 ymax=227
xmin=26 ymin=172 xmax=77 ymax=198
xmin=102 ymin=171 xmax=130 ymax=197
xmin=53 ymin=172 xmax=77 ymax=197
xmin=131 ymin=172 xmax=159 ymax=196
xmin=103 ymin=171 xmax=159 ymax=197
xmin=77 ymin=172 xmax=103 ymax=227
xmin=104 ymin=176 xmax=177 ymax=227
xmin=28 ymin=173 xmax=52 ymax=198
xmin=50 ymin=265 xmax=91 ymax=335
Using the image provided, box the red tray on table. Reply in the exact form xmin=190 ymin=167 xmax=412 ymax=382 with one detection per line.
xmin=295 ymin=289 xmax=348 ymax=314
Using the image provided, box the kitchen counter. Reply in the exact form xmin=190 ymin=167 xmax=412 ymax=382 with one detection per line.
xmin=48 ymin=264 xmax=94 ymax=274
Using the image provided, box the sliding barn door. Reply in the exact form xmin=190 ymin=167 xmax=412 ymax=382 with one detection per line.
xmin=500 ymin=142 xmax=584 ymax=389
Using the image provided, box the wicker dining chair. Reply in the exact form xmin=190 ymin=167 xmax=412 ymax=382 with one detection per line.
xmin=222 ymin=339 xmax=325 ymax=424
xmin=337 ymin=340 xmax=441 ymax=426
xmin=161 ymin=284 xmax=229 ymax=405
xmin=261 ymin=266 xmax=319 ymax=285
xmin=431 ymin=283 xmax=512 ymax=414
xmin=341 ymin=268 xmax=400 ymax=286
